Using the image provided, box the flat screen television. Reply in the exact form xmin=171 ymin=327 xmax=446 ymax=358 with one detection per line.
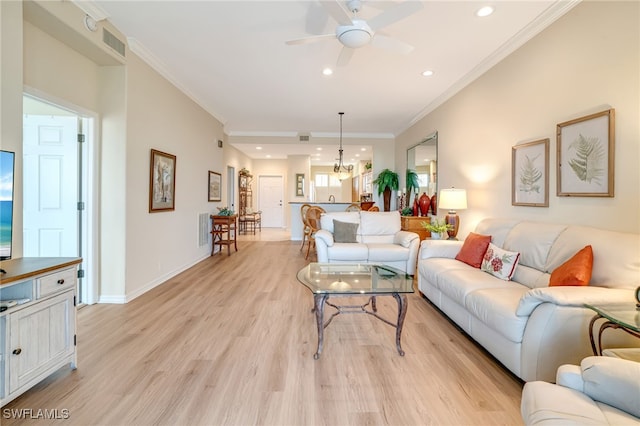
xmin=0 ymin=150 xmax=15 ymax=261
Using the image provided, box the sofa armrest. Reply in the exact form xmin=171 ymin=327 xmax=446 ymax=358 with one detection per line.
xmin=418 ymin=239 xmax=462 ymax=260
xmin=581 ymin=356 xmax=640 ymax=418
xmin=394 ymin=230 xmax=419 ymax=248
xmin=516 ymin=287 xmax=633 ymax=316
xmin=556 ymin=364 xmax=584 ymax=391
xmin=315 ymin=229 xmax=334 ymax=247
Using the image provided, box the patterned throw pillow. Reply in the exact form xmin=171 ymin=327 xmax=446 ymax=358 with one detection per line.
xmin=481 ymin=242 xmax=520 ymax=281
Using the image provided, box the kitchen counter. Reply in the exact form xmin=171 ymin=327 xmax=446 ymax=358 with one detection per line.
xmin=289 ymin=202 xmax=362 ymax=240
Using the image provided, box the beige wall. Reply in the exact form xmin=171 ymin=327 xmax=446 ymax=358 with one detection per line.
xmin=396 ymin=1 xmax=640 ymax=237
xmin=12 ymin=0 xmax=251 ymax=302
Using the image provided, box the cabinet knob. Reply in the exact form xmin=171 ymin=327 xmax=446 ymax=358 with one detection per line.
xmin=57 ymin=279 xmax=65 ymax=285
xmin=12 ymin=348 xmax=22 ymax=355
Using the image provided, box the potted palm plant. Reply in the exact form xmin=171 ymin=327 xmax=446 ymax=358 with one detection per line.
xmin=406 ymin=169 xmax=420 ymax=209
xmin=373 ymin=168 xmax=399 ymax=211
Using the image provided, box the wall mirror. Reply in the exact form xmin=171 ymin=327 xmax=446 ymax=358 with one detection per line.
xmin=407 ymin=131 xmax=438 ymax=201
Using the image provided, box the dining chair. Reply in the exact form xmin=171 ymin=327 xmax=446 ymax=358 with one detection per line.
xmin=300 ymin=204 xmax=312 ymax=252
xmin=305 ymin=206 xmax=325 ymax=260
xmin=345 ymin=203 xmax=362 ymax=212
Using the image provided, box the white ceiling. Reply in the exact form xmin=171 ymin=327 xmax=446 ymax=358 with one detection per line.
xmin=85 ymin=0 xmax=576 ymax=163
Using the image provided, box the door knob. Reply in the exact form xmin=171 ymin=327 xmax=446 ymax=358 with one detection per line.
xmin=13 ymin=348 xmax=22 ymax=355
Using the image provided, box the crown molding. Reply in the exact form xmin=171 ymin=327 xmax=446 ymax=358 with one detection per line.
xmin=127 ymin=37 xmax=227 ymax=126
xmin=403 ymin=0 xmax=582 ymax=133
xmin=70 ymin=0 xmax=110 ymax=21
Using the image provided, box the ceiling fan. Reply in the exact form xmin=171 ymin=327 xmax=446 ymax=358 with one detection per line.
xmin=285 ymin=0 xmax=423 ymax=66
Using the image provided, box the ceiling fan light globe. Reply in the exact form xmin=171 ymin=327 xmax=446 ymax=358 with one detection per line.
xmin=336 ymin=20 xmax=373 ymax=49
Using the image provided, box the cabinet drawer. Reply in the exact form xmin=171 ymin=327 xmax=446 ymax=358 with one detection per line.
xmin=37 ymin=268 xmax=76 ymax=298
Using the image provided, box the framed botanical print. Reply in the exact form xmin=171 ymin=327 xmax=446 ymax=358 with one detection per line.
xmin=149 ymin=149 xmax=176 ymax=212
xmin=557 ymin=108 xmax=615 ymax=197
xmin=295 ymin=173 xmax=304 ymax=197
xmin=512 ymin=138 xmax=549 ymax=207
xmin=208 ymin=171 xmax=221 ymax=202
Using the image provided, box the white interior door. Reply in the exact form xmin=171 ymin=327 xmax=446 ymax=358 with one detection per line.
xmin=23 ymin=114 xmax=78 ymax=257
xmin=259 ymin=176 xmax=284 ymax=228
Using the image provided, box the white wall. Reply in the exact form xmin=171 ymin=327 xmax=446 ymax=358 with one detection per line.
xmin=396 ymin=1 xmax=639 ymax=237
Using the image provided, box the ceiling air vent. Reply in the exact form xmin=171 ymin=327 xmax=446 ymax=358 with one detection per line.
xmin=298 ymin=133 xmax=310 ymax=142
xmin=103 ymin=28 xmax=126 ymax=57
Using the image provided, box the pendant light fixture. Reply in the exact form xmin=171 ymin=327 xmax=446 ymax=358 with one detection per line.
xmin=333 ymin=112 xmax=353 ymax=181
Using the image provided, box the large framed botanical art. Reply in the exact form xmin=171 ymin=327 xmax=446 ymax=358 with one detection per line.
xmin=557 ymin=108 xmax=615 ymax=197
xmin=208 ymin=171 xmax=222 ymax=202
xmin=149 ymin=149 xmax=176 ymax=212
xmin=512 ymin=138 xmax=549 ymax=207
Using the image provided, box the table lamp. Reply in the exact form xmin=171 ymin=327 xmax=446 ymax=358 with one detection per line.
xmin=438 ymin=188 xmax=467 ymax=240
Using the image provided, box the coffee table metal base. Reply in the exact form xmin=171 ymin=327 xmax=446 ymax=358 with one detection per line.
xmin=312 ymin=293 xmax=408 ymax=359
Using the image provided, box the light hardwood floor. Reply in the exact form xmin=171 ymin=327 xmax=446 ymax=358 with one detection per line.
xmin=3 ymin=239 xmax=524 ymax=425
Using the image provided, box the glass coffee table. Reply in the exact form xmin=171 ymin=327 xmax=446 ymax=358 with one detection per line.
xmin=585 ymin=303 xmax=640 ymax=355
xmin=297 ymin=263 xmax=414 ymax=359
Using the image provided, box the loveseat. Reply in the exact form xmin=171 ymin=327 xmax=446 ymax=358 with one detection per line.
xmin=417 ymin=218 xmax=640 ymax=382
xmin=521 ymin=356 xmax=640 ymax=424
xmin=315 ymin=210 xmax=420 ymax=274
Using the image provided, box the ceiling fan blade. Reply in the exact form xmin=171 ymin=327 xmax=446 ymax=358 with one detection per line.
xmin=320 ymin=0 xmax=353 ymax=26
xmin=336 ymin=46 xmax=355 ymax=67
xmin=371 ymin=34 xmax=414 ymax=54
xmin=367 ymin=1 xmax=423 ymax=32
xmin=285 ymin=33 xmax=336 ymax=46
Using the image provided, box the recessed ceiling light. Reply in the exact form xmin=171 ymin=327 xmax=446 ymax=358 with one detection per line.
xmin=422 ymin=70 xmax=434 ymax=77
xmin=360 ymin=147 xmax=366 ymax=151
xmin=322 ymin=68 xmax=333 ymax=76
xmin=266 ymin=154 xmax=271 ymax=158
xmin=256 ymin=146 xmax=262 ymax=150
xmin=476 ymin=6 xmax=494 ymax=17
xmin=316 ymin=147 xmax=322 ymax=151
xmin=355 ymin=154 xmax=360 ymax=157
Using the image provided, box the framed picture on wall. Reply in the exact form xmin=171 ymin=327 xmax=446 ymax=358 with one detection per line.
xmin=296 ymin=173 xmax=304 ymax=197
xmin=512 ymin=138 xmax=549 ymax=207
xmin=208 ymin=171 xmax=221 ymax=202
xmin=149 ymin=149 xmax=176 ymax=212
xmin=557 ymin=108 xmax=615 ymax=197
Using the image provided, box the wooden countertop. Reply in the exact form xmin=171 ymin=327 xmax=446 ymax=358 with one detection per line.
xmin=0 ymin=257 xmax=82 ymax=285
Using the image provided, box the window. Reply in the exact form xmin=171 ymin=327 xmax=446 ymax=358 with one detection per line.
xmin=315 ymin=173 xmax=341 ymax=188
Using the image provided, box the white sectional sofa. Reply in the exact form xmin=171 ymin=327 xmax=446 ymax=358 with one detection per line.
xmin=315 ymin=210 xmax=420 ymax=274
xmin=521 ymin=356 xmax=640 ymax=425
xmin=417 ymin=218 xmax=640 ymax=382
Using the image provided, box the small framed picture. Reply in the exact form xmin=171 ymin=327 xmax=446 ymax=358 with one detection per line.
xmin=149 ymin=149 xmax=176 ymax=212
xmin=208 ymin=171 xmax=221 ymax=202
xmin=512 ymin=139 xmax=549 ymax=207
xmin=295 ymin=173 xmax=304 ymax=197
xmin=557 ymin=108 xmax=615 ymax=197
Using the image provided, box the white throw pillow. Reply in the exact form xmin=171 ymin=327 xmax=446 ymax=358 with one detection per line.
xmin=481 ymin=242 xmax=520 ymax=280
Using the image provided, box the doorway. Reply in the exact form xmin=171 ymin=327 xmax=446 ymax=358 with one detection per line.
xmin=258 ymin=176 xmax=284 ymax=228
xmin=22 ymin=94 xmax=97 ymax=304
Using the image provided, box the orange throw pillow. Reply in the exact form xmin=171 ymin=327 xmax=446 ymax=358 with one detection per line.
xmin=549 ymin=245 xmax=593 ymax=286
xmin=455 ymin=232 xmax=492 ymax=268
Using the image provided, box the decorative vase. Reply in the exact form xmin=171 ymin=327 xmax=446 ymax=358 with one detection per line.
xmin=419 ymin=192 xmax=430 ymax=216
xmin=430 ymin=193 xmax=437 ymax=215
xmin=430 ymin=232 xmax=442 ymax=240
xmin=412 ymin=197 xmax=419 ymax=216
xmin=383 ymin=188 xmax=392 ymax=212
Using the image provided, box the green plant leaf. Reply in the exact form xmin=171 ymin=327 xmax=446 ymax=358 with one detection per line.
xmin=518 ymin=154 xmax=543 ymax=193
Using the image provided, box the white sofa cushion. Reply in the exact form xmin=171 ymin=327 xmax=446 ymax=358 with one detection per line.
xmin=580 ymin=356 xmax=640 ymax=418
xmin=368 ymin=244 xmax=410 ymax=262
xmin=548 ymin=226 xmax=640 ymax=289
xmin=503 ymin=222 xmax=567 ymax=271
xmin=360 ymin=210 xmax=400 ymax=232
xmin=326 ymin=243 xmax=368 ymax=261
xmin=465 ymin=287 xmax=529 ymax=343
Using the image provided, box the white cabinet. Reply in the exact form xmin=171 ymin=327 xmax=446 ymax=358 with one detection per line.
xmin=0 ymin=258 xmax=81 ymax=407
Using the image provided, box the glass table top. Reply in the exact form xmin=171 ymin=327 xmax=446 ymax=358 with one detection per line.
xmin=297 ymin=263 xmax=414 ymax=295
xmin=585 ymin=303 xmax=640 ymax=333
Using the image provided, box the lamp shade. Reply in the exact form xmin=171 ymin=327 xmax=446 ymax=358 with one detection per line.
xmin=438 ymin=188 xmax=467 ymax=211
